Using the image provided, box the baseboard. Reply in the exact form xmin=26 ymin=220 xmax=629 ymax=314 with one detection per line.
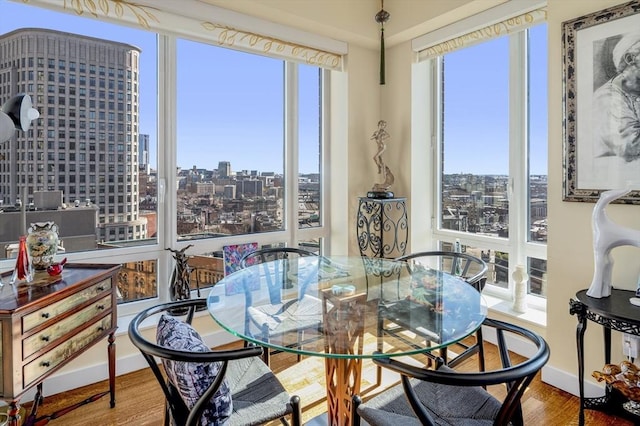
xmin=22 ymin=324 xmax=602 ymax=405
xmin=542 ymin=363 xmax=604 ymax=398
xmin=481 ymin=325 xmax=603 ymax=398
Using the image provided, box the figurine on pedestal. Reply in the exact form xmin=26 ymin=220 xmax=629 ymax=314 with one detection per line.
xmin=368 ymin=120 xmax=395 ymax=199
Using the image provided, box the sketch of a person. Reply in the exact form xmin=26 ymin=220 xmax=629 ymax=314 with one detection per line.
xmin=371 ymin=120 xmax=390 ymax=174
xmin=592 ymin=31 xmax=640 ymax=162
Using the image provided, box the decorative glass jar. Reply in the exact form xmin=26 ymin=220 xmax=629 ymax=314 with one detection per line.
xmin=26 ymin=222 xmax=59 ymax=270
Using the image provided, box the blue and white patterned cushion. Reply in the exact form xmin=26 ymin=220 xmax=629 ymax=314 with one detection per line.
xmin=156 ymin=314 xmax=232 ymax=425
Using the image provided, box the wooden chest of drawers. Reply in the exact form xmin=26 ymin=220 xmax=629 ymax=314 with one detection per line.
xmin=0 ymin=263 xmax=120 ymax=415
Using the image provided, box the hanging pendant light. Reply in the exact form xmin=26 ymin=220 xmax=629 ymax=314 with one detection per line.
xmin=375 ymin=0 xmax=390 ymax=85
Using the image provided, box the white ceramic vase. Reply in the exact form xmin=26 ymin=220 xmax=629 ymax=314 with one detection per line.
xmin=512 ymin=264 xmax=529 ymax=313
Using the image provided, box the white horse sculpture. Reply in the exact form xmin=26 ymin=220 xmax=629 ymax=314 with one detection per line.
xmin=587 ymin=188 xmax=640 ymax=298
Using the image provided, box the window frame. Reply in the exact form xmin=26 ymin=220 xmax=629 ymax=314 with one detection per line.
xmin=0 ymin=1 xmax=333 ymax=317
xmin=413 ymin=23 xmax=547 ymax=314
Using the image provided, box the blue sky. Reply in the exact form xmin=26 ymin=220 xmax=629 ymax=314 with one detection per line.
xmin=1 ymin=1 xmax=547 ymax=176
xmin=443 ymin=24 xmax=548 ymax=176
xmin=1 ymin=0 xmax=321 ymax=174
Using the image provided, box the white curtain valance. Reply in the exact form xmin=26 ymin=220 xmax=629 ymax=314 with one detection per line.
xmin=414 ymin=2 xmax=546 ymax=62
xmin=14 ymin=0 xmax=347 ymax=71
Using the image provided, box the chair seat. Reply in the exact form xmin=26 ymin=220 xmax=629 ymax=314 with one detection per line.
xmin=226 ymin=356 xmax=294 ymax=426
xmin=358 ymin=368 xmax=502 ymax=426
xmin=128 ymin=299 xmax=302 ymax=426
xmin=356 ymin=319 xmax=548 ymax=426
xmin=247 ymin=294 xmax=324 ymax=336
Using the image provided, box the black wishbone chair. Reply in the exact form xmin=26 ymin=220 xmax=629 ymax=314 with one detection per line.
xmin=128 ymin=298 xmax=302 ymax=426
xmin=239 ymin=247 xmax=323 ymax=366
xmin=392 ymin=250 xmax=489 ymax=370
xmin=353 ymin=318 xmax=550 ymax=426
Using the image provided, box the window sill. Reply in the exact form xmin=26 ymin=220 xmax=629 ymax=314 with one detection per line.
xmin=482 ymin=294 xmax=547 ymax=328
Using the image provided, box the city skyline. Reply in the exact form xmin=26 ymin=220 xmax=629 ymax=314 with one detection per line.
xmin=1 ymin=1 xmax=547 ymax=176
xmin=1 ymin=0 xmax=323 ymax=174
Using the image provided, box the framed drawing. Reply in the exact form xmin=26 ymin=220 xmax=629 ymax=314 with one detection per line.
xmin=562 ymin=1 xmax=640 ymax=204
xmin=223 ymin=242 xmax=258 ymax=295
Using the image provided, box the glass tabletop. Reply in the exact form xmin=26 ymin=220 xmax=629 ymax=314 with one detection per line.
xmin=207 ymin=255 xmax=487 ymax=360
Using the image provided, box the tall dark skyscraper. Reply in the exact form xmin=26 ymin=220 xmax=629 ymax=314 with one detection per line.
xmin=139 ymin=133 xmax=150 ymax=175
xmin=218 ymin=161 xmax=231 ymax=178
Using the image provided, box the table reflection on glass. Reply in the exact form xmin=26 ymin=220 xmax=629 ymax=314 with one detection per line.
xmin=207 ymin=256 xmax=487 ymax=426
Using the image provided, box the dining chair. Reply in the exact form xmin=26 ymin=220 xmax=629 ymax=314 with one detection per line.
xmin=388 ymin=250 xmax=489 ymax=371
xmin=128 ymin=298 xmax=302 ymax=426
xmin=240 ymin=246 xmax=322 ymax=366
xmin=353 ymin=318 xmax=549 ymax=426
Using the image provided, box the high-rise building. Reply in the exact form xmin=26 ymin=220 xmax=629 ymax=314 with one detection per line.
xmin=218 ymin=161 xmax=231 ymax=178
xmin=139 ymin=133 xmax=150 ymax=175
xmin=0 ymin=28 xmax=147 ymax=243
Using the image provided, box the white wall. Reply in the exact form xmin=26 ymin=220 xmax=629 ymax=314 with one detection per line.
xmin=345 ymin=45 xmax=382 ymax=255
xmin=546 ymin=0 xmax=640 ymax=395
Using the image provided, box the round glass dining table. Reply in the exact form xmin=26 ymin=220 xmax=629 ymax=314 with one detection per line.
xmin=207 ymin=255 xmax=487 ymax=426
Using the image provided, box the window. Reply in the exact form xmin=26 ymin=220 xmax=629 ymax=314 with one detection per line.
xmin=528 ymin=25 xmax=548 ymax=247
xmin=298 ymin=64 xmax=322 ymax=232
xmin=176 ymin=41 xmax=285 ymax=239
xmin=0 ymin=0 xmax=334 ymax=310
xmin=0 ymin=3 xmax=156 ymax=305
xmin=416 ymin=12 xmax=547 ymax=307
xmin=175 ymin=39 xmax=325 ymax=246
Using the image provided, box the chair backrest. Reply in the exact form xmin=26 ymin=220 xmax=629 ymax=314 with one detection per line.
xmin=240 ymin=246 xmax=318 ymax=268
xmin=373 ymin=318 xmax=549 ymax=425
xmin=395 ymin=250 xmax=488 ymax=291
xmin=128 ymin=298 xmax=265 ymax=426
xmin=240 ymin=247 xmax=318 ymax=303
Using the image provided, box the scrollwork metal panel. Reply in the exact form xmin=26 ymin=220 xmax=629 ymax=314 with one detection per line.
xmin=357 ymin=197 xmax=407 ymax=259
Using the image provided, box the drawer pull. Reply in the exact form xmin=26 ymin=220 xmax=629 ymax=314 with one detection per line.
xmin=40 ymin=335 xmax=50 ymax=342
xmin=41 ymin=312 xmax=50 ymax=319
xmin=96 ymin=304 xmax=105 ymax=310
xmin=40 ymin=361 xmax=50 ymax=368
xmin=98 ymin=326 xmax=105 ymax=332
xmin=96 ymin=286 xmax=105 ymax=292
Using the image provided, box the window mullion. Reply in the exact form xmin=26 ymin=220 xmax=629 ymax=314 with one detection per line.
xmin=508 ymin=31 xmax=528 ymax=278
xmin=284 ymin=62 xmax=299 ymax=246
xmin=433 ymin=57 xmax=443 ymax=239
xmin=159 ymin=33 xmax=176 ymax=301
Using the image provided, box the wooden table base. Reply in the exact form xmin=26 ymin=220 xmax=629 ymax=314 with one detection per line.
xmin=322 ymin=291 xmax=366 ymax=426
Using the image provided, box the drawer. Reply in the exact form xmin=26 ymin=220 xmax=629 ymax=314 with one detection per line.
xmin=22 ymin=278 xmax=112 ymax=333
xmin=23 ymin=315 xmax=112 ymax=389
xmin=22 ymin=295 xmax=112 ymax=360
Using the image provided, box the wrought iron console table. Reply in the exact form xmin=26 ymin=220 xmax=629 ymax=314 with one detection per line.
xmin=569 ymin=288 xmax=640 ymax=425
xmin=356 ymin=197 xmax=407 ymax=259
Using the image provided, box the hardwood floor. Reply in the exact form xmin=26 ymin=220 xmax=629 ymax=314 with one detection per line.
xmin=21 ymin=340 xmax=634 ymax=425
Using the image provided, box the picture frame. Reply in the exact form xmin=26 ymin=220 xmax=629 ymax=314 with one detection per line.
xmin=562 ymin=1 xmax=640 ymax=204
